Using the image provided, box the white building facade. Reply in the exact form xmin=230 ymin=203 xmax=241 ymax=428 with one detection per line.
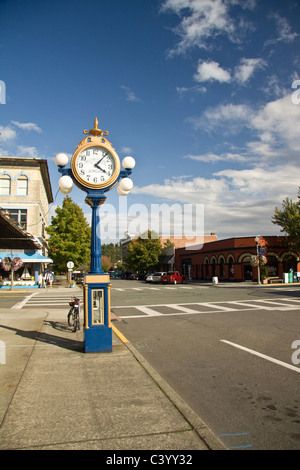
xmin=0 ymin=156 xmax=53 ymax=286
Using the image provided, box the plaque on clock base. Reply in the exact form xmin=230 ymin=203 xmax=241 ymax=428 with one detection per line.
xmin=83 ymin=274 xmax=112 ymax=353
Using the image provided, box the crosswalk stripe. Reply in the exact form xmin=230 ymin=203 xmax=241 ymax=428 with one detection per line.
xmin=113 ymin=297 xmax=300 ymax=319
xmin=135 ymin=306 xmax=163 ymax=316
xmin=165 ymin=304 xmax=200 ymax=313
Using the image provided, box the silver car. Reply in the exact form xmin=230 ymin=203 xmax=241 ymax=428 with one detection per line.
xmin=152 ymin=272 xmax=166 ymax=283
xmin=145 ymin=273 xmax=154 ymax=283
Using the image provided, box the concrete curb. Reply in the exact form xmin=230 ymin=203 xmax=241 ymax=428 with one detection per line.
xmin=113 ymin=325 xmax=227 ymax=451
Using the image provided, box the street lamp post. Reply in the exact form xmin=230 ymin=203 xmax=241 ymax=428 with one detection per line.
xmin=255 ymin=236 xmax=261 ymax=285
xmin=55 ymin=118 xmax=135 ymax=352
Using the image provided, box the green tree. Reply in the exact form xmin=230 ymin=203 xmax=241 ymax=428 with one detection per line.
xmin=46 ymin=196 xmax=91 ymax=272
xmin=101 ymin=242 xmax=122 ymax=264
xmin=125 ymin=231 xmax=162 ymax=273
xmin=272 ymin=189 xmax=300 ymax=252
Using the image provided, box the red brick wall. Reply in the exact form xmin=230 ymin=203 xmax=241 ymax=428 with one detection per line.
xmin=175 ymin=236 xmax=299 ymax=282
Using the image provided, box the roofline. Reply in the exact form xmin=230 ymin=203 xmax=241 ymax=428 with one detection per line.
xmin=0 ymin=156 xmax=54 ymax=203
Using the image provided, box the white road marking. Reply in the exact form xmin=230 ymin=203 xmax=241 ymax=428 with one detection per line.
xmin=11 ymin=292 xmax=38 ymax=309
xmin=135 ymin=306 xmax=162 ymax=316
xmin=220 ymin=339 xmax=300 ymax=373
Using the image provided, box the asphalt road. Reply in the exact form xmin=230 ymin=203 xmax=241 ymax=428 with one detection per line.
xmin=111 ymin=279 xmax=300 ymax=450
xmin=2 ymin=280 xmax=299 ymax=450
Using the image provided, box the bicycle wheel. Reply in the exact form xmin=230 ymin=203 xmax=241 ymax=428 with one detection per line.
xmin=68 ymin=308 xmax=73 ymax=326
xmin=72 ymin=313 xmax=77 ymax=332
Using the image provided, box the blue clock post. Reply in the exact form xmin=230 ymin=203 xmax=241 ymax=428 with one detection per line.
xmin=55 ymin=118 xmax=135 ymax=352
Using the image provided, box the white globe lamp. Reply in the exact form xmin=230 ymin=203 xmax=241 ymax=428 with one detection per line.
xmin=55 ymin=152 xmax=69 ymax=167
xmin=58 ymin=175 xmax=73 ymax=194
xmin=119 ymin=177 xmax=133 ymax=192
xmin=117 ymin=186 xmax=130 ymax=196
xmin=122 ymin=156 xmax=135 ymax=170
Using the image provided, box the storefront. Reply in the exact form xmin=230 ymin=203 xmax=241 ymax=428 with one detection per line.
xmin=0 ymin=250 xmax=52 ymax=287
xmin=175 ymin=236 xmax=300 ymax=283
xmin=0 ymin=210 xmax=52 ymax=288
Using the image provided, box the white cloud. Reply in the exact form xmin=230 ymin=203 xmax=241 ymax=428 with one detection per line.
xmin=193 ymin=58 xmax=266 ymax=86
xmin=161 ymin=0 xmax=257 ymax=55
xmin=132 ymin=163 xmax=300 ymax=239
xmin=161 ymin=0 xmax=235 ymax=54
xmin=187 ymin=103 xmax=253 ymax=134
xmin=250 ymin=94 xmax=300 ymax=152
xmin=184 ymin=152 xmax=249 ymax=163
xmin=187 ymin=92 xmax=300 ymax=159
xmin=121 ymin=86 xmax=141 ymax=102
xmin=234 ymin=58 xmax=266 ymax=84
xmin=265 ymin=13 xmax=298 ymax=46
xmin=11 ymin=121 xmax=42 ymax=132
xmin=17 ymin=145 xmax=39 ymax=158
xmin=0 ymin=125 xmax=17 ymax=142
xmin=119 ymin=146 xmax=134 ymax=155
xmin=194 ymin=60 xmax=231 ymax=83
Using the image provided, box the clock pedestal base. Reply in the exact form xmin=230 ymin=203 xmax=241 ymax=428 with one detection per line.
xmin=83 ymin=274 xmax=112 ymax=353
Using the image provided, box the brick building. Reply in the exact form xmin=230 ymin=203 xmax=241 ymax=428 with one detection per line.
xmin=175 ymin=236 xmax=300 ymax=282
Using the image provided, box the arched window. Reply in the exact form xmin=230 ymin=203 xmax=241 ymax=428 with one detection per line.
xmin=0 ymin=174 xmax=11 ymax=195
xmin=16 ymin=175 xmax=28 ymax=196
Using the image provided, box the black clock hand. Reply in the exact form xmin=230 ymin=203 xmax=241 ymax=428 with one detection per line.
xmin=94 ymin=161 xmax=108 ymax=173
xmin=94 ymin=152 xmax=109 ymax=169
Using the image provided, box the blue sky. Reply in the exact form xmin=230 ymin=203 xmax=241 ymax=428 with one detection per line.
xmin=1 ymin=0 xmax=300 ymax=241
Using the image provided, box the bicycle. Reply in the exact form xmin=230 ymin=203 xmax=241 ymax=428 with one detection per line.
xmin=67 ymin=296 xmax=80 ymax=332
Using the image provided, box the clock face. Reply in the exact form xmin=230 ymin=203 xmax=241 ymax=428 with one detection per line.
xmin=72 ymin=144 xmax=120 ymax=189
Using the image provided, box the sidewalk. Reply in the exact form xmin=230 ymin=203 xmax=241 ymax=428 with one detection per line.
xmin=0 ymin=303 xmax=226 ymax=450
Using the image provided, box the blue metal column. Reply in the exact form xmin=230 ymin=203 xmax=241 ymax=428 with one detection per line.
xmin=85 ymin=194 xmax=106 ymax=274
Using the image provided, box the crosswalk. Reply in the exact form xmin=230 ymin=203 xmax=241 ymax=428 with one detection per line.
xmin=111 ymin=297 xmax=300 ymax=319
xmin=112 ymin=285 xmax=208 ymax=292
xmin=12 ymin=291 xmax=84 ymax=309
xmin=12 ymin=285 xmax=208 ymax=309
xmin=12 ymin=288 xmax=300 ymax=318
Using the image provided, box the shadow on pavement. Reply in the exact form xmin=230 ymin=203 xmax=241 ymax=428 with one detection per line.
xmin=0 ymin=322 xmax=84 ymax=352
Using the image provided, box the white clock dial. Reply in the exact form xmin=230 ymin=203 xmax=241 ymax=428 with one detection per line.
xmin=75 ymin=145 xmax=116 ymax=186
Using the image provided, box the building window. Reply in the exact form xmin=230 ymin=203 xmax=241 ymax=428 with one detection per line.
xmin=8 ymin=209 xmax=27 ymax=230
xmin=16 ymin=175 xmax=28 ymax=196
xmin=0 ymin=174 xmax=11 ymax=195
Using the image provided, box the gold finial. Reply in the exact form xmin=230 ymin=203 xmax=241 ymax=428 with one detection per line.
xmin=83 ymin=117 xmax=109 ymax=137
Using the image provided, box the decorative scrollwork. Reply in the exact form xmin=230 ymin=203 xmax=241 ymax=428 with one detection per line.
xmin=76 ymin=117 xmax=114 ymax=149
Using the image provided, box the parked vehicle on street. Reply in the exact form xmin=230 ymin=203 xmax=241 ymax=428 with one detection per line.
xmin=129 ymin=273 xmax=137 ymax=280
xmin=72 ymin=272 xmax=85 ymax=285
xmin=145 ymin=273 xmax=154 ymax=283
xmin=161 ymin=271 xmax=183 ymax=285
xmin=152 ymin=272 xmax=167 ymax=283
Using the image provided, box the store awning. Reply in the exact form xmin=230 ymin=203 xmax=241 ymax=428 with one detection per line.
xmin=0 ymin=251 xmax=52 ymax=263
xmin=0 ymin=211 xmax=42 ymax=249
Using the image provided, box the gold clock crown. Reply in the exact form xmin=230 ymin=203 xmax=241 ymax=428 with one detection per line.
xmin=83 ymin=117 xmax=109 ymax=137
xmin=77 ymin=117 xmax=113 ymax=149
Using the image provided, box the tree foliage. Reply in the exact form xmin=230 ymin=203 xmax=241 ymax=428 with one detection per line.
xmin=125 ymin=231 xmax=162 ymax=273
xmin=272 ymin=188 xmax=300 ymax=252
xmin=46 ymin=196 xmax=91 ymax=272
xmin=101 ymin=243 xmax=122 ymax=264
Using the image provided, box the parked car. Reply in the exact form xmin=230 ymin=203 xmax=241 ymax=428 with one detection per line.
xmin=72 ymin=272 xmax=85 ymax=285
xmin=161 ymin=271 xmax=183 ymax=285
xmin=152 ymin=272 xmax=167 ymax=283
xmin=129 ymin=273 xmax=137 ymax=280
xmin=145 ymin=273 xmax=154 ymax=283
xmin=120 ymin=272 xmax=132 ymax=279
